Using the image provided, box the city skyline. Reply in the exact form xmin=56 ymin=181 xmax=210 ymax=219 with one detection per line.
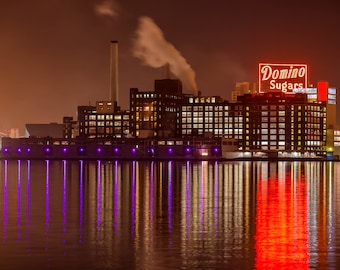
xmin=1 ymin=0 xmax=339 ymax=132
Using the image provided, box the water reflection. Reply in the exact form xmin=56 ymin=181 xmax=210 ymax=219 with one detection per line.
xmin=255 ymin=162 xmax=309 ymax=269
xmin=0 ymin=160 xmax=338 ymax=269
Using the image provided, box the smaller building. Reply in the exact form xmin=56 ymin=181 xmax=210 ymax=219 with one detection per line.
xmin=63 ymin=116 xmax=78 ymax=139
xmin=77 ymin=103 xmax=130 ymax=139
xmin=130 ymin=79 xmax=184 ymax=138
xmin=231 ymin=82 xmax=257 ymax=102
xmin=25 ymin=123 xmax=64 ymax=138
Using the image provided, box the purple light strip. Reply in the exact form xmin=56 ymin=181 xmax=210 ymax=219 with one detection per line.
xmin=26 ymin=160 xmax=31 ymax=243
xmin=79 ymin=160 xmax=84 ymax=243
xmin=186 ymin=161 xmax=191 ymax=234
xmin=3 ymin=160 xmax=8 ymax=242
xmin=200 ymin=162 xmax=205 ymax=231
xmin=113 ymin=160 xmax=119 ymax=234
xmin=131 ymin=161 xmax=136 ymax=242
xmin=45 ymin=160 xmax=50 ymax=234
xmin=168 ymin=161 xmax=173 ymax=230
xmin=62 ymin=160 xmax=67 ymax=241
xmin=214 ymin=161 xmax=219 ymax=235
xmin=168 ymin=161 xmax=173 ymax=247
xmin=150 ymin=161 xmax=154 ymax=225
xmin=17 ymin=160 xmax=21 ymax=241
xmin=96 ymin=160 xmax=101 ymax=231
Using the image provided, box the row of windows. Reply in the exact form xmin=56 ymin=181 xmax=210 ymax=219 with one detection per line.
xmin=246 ymin=141 xmax=322 ymax=147
xmin=133 ymin=93 xmax=181 ymax=99
xmin=84 ymin=121 xmax=129 ymax=127
xmin=86 ymin=115 xmax=129 ymax=120
xmin=82 ymin=127 xmax=129 ymax=133
xmin=182 ymin=115 xmax=243 ymax=122
xmin=184 ymin=104 xmax=244 ymax=110
xmin=188 ymin=97 xmax=217 ymax=103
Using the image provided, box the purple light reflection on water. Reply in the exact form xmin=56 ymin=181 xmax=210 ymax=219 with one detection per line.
xmin=17 ymin=160 xmax=21 ymax=241
xmin=168 ymin=161 xmax=173 ymax=249
xmin=168 ymin=161 xmax=173 ymax=233
xmin=0 ymin=159 xmax=335 ymax=269
xmin=214 ymin=161 xmax=219 ymax=235
xmin=150 ymin=162 xmax=154 ymax=225
xmin=62 ymin=161 xmax=67 ymax=243
xmin=79 ymin=160 xmax=84 ymax=243
xmin=96 ymin=160 xmax=101 ymax=231
xmin=26 ymin=160 xmax=31 ymax=242
xmin=113 ymin=160 xmax=119 ymax=234
xmin=131 ymin=161 xmax=136 ymax=241
xmin=185 ymin=161 xmax=191 ymax=234
xmin=45 ymin=160 xmax=50 ymax=234
xmin=3 ymin=160 xmax=8 ymax=242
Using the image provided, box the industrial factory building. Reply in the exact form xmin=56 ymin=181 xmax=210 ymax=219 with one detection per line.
xmin=57 ymin=61 xmax=336 ymax=159
xmin=4 ymin=77 xmax=335 ymax=160
xmin=52 ymin=76 xmax=334 ymax=159
xmin=130 ymin=79 xmax=183 ymax=138
xmin=0 ymin=42 xmax=338 ymax=160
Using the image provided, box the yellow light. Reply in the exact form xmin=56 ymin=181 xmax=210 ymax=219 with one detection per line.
xmin=327 ymin=147 xmax=333 ymax=152
xmin=200 ymin=149 xmax=209 ymax=156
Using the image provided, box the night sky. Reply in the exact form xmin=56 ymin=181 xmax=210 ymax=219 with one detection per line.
xmin=1 ymin=0 xmax=339 ymax=133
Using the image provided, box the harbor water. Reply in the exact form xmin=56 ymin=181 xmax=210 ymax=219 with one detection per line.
xmin=0 ymin=160 xmax=339 ymax=269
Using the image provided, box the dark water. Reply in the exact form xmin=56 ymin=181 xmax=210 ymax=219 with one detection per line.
xmin=0 ymin=160 xmax=339 ymax=269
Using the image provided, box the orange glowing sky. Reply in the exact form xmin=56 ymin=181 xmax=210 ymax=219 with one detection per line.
xmin=0 ymin=0 xmax=339 ymax=132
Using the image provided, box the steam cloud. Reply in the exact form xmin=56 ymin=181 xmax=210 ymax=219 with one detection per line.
xmin=94 ymin=0 xmax=119 ymax=18
xmin=133 ymin=16 xmax=198 ymax=95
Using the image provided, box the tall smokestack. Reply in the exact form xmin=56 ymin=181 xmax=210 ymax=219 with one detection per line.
xmin=110 ymin=40 xmax=119 ymax=104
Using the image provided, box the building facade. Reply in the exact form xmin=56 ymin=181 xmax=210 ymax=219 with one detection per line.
xmin=65 ymin=61 xmax=337 ymax=158
xmin=237 ymin=92 xmax=326 ymax=156
xmin=181 ymin=96 xmax=243 ymax=140
xmin=72 ymin=82 xmax=334 ymax=158
xmin=231 ymin=82 xmax=257 ymax=102
xmin=129 ymin=79 xmax=183 ymax=138
xmin=77 ymin=103 xmax=130 ymax=139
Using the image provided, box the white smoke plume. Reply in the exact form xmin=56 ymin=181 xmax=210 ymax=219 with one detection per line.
xmin=133 ymin=16 xmax=198 ymax=95
xmin=94 ymin=0 xmax=119 ymax=18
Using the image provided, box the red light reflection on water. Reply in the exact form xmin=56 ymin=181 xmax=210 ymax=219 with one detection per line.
xmin=255 ymin=169 xmax=309 ymax=269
